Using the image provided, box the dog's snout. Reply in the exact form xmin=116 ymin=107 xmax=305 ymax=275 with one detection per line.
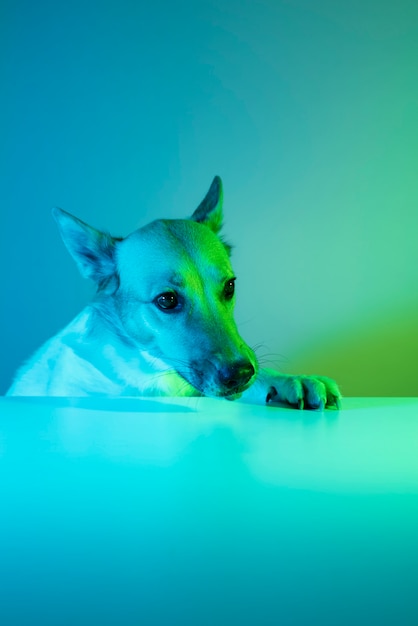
xmin=219 ymin=361 xmax=255 ymax=392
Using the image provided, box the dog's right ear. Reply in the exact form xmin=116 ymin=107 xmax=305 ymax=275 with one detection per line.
xmin=52 ymin=208 xmax=119 ymax=293
xmin=190 ymin=176 xmax=223 ymax=234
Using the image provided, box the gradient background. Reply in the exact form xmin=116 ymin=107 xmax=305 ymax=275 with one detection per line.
xmin=1 ymin=0 xmax=417 ymax=396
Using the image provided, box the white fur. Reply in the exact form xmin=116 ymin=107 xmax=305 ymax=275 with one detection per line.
xmin=8 ymin=307 xmax=196 ymax=397
xmin=7 ymin=177 xmax=341 ymax=409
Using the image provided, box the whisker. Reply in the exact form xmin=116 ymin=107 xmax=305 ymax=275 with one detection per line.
xmin=251 ymin=344 xmax=290 ymax=369
xmin=236 ymin=315 xmax=258 ymax=327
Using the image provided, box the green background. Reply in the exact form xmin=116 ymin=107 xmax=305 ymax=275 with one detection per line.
xmin=1 ymin=0 xmax=417 ymax=395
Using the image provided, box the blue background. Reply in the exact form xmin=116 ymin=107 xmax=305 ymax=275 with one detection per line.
xmin=1 ymin=0 xmax=418 ymax=395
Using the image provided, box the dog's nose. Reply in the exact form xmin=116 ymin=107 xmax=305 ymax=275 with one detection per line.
xmin=219 ymin=361 xmax=255 ymax=392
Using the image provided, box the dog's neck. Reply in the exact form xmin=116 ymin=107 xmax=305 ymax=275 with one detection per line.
xmin=59 ymin=303 xmax=197 ymax=397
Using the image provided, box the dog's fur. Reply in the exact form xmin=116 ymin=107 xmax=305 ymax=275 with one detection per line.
xmin=7 ymin=177 xmax=341 ymax=409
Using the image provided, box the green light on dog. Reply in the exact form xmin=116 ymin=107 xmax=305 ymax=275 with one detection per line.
xmin=7 ymin=177 xmax=341 ymax=409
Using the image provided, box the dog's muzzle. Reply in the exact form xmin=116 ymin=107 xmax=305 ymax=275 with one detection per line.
xmin=182 ymin=358 xmax=256 ymax=398
xmin=217 ymin=361 xmax=255 ymax=395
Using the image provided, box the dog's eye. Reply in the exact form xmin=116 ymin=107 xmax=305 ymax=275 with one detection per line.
xmin=155 ymin=292 xmax=180 ymax=311
xmin=223 ymin=278 xmax=236 ymax=300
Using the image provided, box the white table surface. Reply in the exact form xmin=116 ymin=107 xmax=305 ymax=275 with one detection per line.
xmin=1 ymin=396 xmax=417 ymax=626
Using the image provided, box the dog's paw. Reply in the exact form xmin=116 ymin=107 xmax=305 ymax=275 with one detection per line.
xmin=266 ymin=374 xmax=342 ymax=410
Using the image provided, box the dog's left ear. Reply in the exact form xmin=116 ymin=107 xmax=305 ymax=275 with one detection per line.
xmin=52 ymin=208 xmax=119 ymax=293
xmin=190 ymin=176 xmax=223 ymax=234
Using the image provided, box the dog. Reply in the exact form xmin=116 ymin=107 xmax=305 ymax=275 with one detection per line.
xmin=6 ymin=177 xmax=341 ymax=409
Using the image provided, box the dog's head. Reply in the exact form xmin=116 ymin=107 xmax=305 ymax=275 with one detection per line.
xmin=52 ymin=177 xmax=258 ymax=397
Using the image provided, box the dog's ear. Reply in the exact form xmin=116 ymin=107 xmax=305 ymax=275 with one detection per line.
xmin=190 ymin=176 xmax=223 ymax=233
xmin=52 ymin=208 xmax=119 ymax=293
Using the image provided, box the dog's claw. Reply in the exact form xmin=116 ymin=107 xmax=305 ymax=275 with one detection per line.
xmin=262 ymin=375 xmax=341 ymax=411
xmin=266 ymin=386 xmax=277 ymax=404
xmin=329 ymin=395 xmax=342 ymax=410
